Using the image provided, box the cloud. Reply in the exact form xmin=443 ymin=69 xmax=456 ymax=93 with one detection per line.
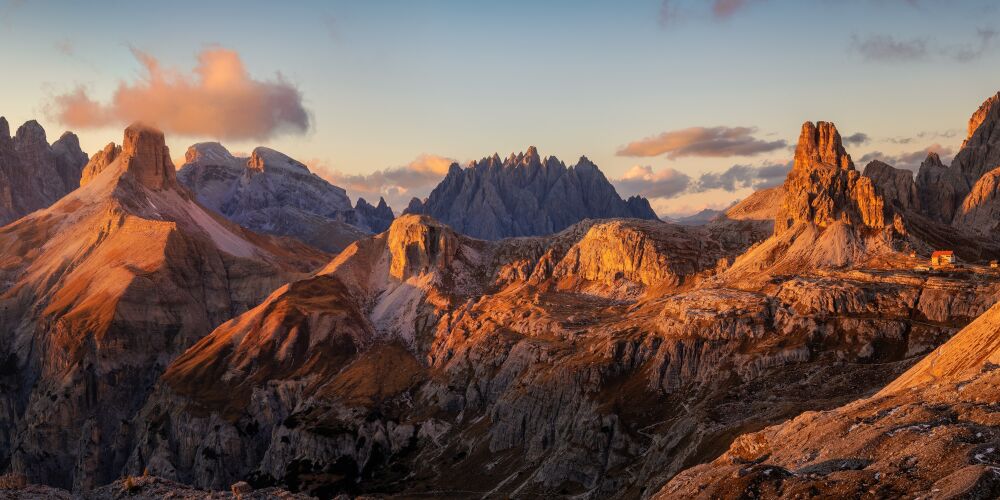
xmin=658 ymin=0 xmax=682 ymax=27
xmin=617 ymin=126 xmax=787 ymax=159
xmin=842 ymin=132 xmax=870 ymax=146
xmin=693 ymin=161 xmax=791 ymax=191
xmin=614 ymin=165 xmax=692 ymax=199
xmin=47 ymin=47 xmax=309 ymax=141
xmin=850 ymin=34 xmax=928 ymax=62
xmin=54 ymin=39 xmax=74 ymax=56
xmin=947 ymin=28 xmax=997 ymax=62
xmin=658 ymin=0 xmax=759 ymax=27
xmin=851 ymin=28 xmax=998 ymax=63
xmin=858 ymin=143 xmax=955 ymax=171
xmin=313 ymin=154 xmax=455 ymax=211
xmin=613 ymin=160 xmax=790 ymax=201
xmin=712 ymin=0 xmax=753 ymax=18
xmin=885 ymin=129 xmax=959 ymax=144
xmin=324 ymin=14 xmax=341 ymax=41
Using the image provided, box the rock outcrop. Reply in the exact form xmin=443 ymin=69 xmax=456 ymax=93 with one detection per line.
xmin=177 ymin=142 xmax=383 ymax=253
xmin=0 ymin=124 xmax=327 ymax=492
xmin=354 ymin=196 xmax=394 ymax=233
xmin=864 ymin=159 xmax=920 ymax=212
xmin=913 ymin=92 xmax=1000 ymax=227
xmin=658 ymin=296 xmax=1000 ymax=499
xmin=122 ymin=123 xmax=176 ymax=190
xmin=80 ymin=142 xmax=122 ymax=187
xmin=118 ymin=203 xmax=1000 ymax=498
xmin=953 ymin=166 xmax=1000 ymax=235
xmin=726 ymin=122 xmax=904 ymax=281
xmin=403 ymin=147 xmax=659 ymax=239
xmin=775 ymin=122 xmax=888 ymax=234
xmin=0 ymin=117 xmax=88 ymax=225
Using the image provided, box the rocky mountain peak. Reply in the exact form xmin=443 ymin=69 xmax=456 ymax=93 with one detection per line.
xmin=184 ymin=142 xmax=235 ymax=165
xmin=354 ymin=196 xmax=395 ymax=233
xmin=863 ymin=160 xmax=920 ymax=212
xmin=964 ymin=91 xmax=1000 ymax=148
xmin=387 ymin=214 xmax=458 ymax=280
xmin=793 ymin=121 xmax=853 ymax=172
xmin=776 ymin=121 xmax=887 ymax=234
xmin=0 ymin=116 xmax=9 ymax=140
xmin=574 ymin=155 xmax=598 ymax=173
xmin=14 ymin=120 xmax=47 ymax=150
xmin=53 ymin=131 xmax=81 ymax=151
xmin=248 ymin=146 xmax=310 ymax=174
xmin=80 ymin=142 xmax=123 ymax=187
xmin=122 ymin=123 xmax=176 ymax=190
xmin=404 ymin=147 xmax=658 ymax=239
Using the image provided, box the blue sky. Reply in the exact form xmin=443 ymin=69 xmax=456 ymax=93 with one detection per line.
xmin=2 ymin=0 xmax=999 ymax=215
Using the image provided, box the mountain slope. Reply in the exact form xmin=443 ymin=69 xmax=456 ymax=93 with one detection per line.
xmin=658 ymin=297 xmax=1000 ymax=499
xmin=121 ymin=187 xmax=1000 ymax=498
xmin=722 ymin=121 xmax=906 ymax=283
xmin=0 ymin=117 xmax=87 ymax=225
xmin=403 ymin=146 xmax=659 ymax=239
xmin=177 ymin=143 xmax=382 ymax=252
xmin=0 ymin=124 xmax=327 ymax=492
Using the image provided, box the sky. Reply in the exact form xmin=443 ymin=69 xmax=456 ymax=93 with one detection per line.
xmin=2 ymin=0 xmax=999 ymax=217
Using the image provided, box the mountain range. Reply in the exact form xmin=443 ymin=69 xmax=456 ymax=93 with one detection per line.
xmin=177 ymin=143 xmax=392 ymax=253
xmin=3 ymin=90 xmax=1000 ymax=499
xmin=0 ymin=117 xmax=87 ymax=225
xmin=404 ymin=147 xmax=660 ymax=240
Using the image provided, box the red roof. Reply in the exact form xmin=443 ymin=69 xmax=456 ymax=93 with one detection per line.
xmin=931 ymin=250 xmax=954 ymax=257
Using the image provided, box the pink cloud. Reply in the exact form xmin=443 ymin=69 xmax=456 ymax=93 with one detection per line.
xmin=617 ymin=126 xmax=787 ymax=159
xmin=310 ymin=154 xmax=456 ymax=211
xmin=48 ymin=47 xmax=309 ymax=141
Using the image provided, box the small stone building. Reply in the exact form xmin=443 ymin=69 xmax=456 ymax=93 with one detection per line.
xmin=931 ymin=250 xmax=956 ymax=267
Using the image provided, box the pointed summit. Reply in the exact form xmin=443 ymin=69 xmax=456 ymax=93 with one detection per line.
xmin=122 ymin=123 xmax=176 ymax=190
xmin=963 ymin=91 xmax=1000 ymax=148
xmin=247 ymin=147 xmax=310 ymax=174
xmin=14 ymin=120 xmax=47 ymax=152
xmin=80 ymin=142 xmax=122 ymax=187
xmin=793 ymin=121 xmax=853 ymax=172
xmin=776 ymin=121 xmax=887 ymax=234
xmin=0 ymin=116 xmax=9 ymax=141
xmin=403 ymin=147 xmax=657 ymax=239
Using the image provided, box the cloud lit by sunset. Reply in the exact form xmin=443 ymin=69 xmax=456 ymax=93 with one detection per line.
xmin=49 ymin=47 xmax=309 ymax=141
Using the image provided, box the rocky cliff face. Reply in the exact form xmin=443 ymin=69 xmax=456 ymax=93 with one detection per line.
xmin=354 ymin=197 xmax=394 ymax=233
xmin=775 ymin=122 xmax=889 ymax=235
xmin=912 ymin=92 xmax=1000 ymax=228
xmin=0 ymin=124 xmax=327 ymax=492
xmin=117 ymin=202 xmax=1000 ymax=498
xmin=403 ymin=147 xmax=659 ymax=240
xmin=658 ymin=295 xmax=1000 ymax=499
xmin=726 ymin=122 xmax=904 ymax=281
xmin=177 ymin=142 xmax=386 ymax=253
xmin=863 ymin=160 xmax=920 ymax=212
xmin=0 ymin=117 xmax=88 ymax=225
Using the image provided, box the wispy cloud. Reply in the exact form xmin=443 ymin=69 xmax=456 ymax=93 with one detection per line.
xmin=842 ymin=132 xmax=870 ymax=146
xmin=614 ymin=160 xmax=790 ymax=201
xmin=617 ymin=126 xmax=787 ymax=159
xmin=47 ymin=47 xmax=310 ymax=141
xmin=658 ymin=0 xmax=759 ymax=28
xmin=694 ymin=162 xmax=790 ymax=191
xmin=851 ymin=28 xmax=998 ymax=63
xmin=712 ymin=0 xmax=754 ymax=18
xmin=858 ymin=144 xmax=955 ymax=171
xmin=947 ymin=28 xmax=998 ymax=62
xmin=312 ymin=154 xmax=456 ymax=211
xmin=850 ymin=34 xmax=928 ymax=62
xmin=615 ymin=165 xmax=691 ymax=199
